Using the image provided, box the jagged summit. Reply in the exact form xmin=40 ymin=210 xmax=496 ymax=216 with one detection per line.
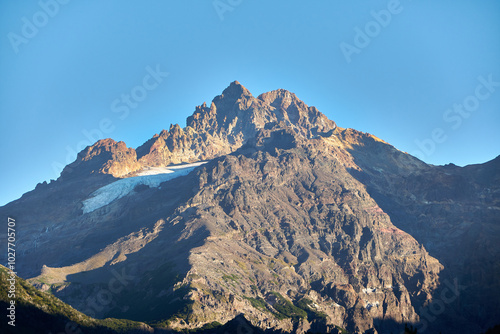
xmin=103 ymin=82 xmax=336 ymax=174
xmin=220 ymin=80 xmax=252 ymax=98
xmin=208 ymin=80 xmax=255 ymax=121
xmin=61 ymin=81 xmax=339 ymax=179
xmin=258 ymin=88 xmax=300 ymax=106
xmin=60 ymin=138 xmax=140 ymax=180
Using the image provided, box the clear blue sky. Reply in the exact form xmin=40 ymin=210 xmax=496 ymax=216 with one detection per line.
xmin=1 ymin=0 xmax=499 ymax=206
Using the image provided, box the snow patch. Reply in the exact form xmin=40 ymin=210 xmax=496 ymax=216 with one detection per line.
xmin=82 ymin=162 xmax=207 ymax=214
xmin=365 ymin=301 xmax=380 ymax=310
xmin=137 ymin=161 xmax=207 ymax=176
xmin=362 ymin=287 xmax=377 ymax=294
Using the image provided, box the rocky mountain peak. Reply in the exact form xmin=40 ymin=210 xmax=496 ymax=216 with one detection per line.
xmin=64 ymin=82 xmax=338 ymax=177
xmin=258 ymin=88 xmax=301 ymax=108
xmin=221 ymin=80 xmax=252 ymax=99
xmin=60 ymin=138 xmax=141 ymax=179
xmin=209 ymin=81 xmax=254 ymax=116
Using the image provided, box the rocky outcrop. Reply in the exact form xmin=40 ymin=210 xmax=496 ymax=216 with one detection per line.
xmin=61 ymin=138 xmax=142 ymax=179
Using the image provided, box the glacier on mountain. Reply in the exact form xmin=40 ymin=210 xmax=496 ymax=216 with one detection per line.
xmin=82 ymin=162 xmax=206 ymax=214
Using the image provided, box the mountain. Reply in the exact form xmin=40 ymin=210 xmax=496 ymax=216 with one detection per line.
xmin=1 ymin=81 xmax=499 ymax=334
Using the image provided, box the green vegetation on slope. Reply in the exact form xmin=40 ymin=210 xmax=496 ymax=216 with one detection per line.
xmin=270 ymin=292 xmax=307 ymax=321
xmin=0 ymin=265 xmax=148 ymax=334
xmin=296 ymin=298 xmax=328 ymax=322
xmin=244 ymin=296 xmax=270 ymax=312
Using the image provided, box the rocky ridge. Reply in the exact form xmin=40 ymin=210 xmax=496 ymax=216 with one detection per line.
xmin=61 ymin=81 xmax=337 ymax=179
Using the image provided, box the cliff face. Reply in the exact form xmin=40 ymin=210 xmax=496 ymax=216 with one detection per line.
xmin=0 ymin=82 xmax=498 ymax=334
xmin=343 ymin=135 xmax=500 ymax=333
xmin=61 ymin=138 xmax=142 ymax=179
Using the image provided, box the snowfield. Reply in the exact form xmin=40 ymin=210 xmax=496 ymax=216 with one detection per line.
xmin=82 ymin=162 xmax=207 ymax=214
xmin=136 ymin=161 xmax=207 ymax=176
